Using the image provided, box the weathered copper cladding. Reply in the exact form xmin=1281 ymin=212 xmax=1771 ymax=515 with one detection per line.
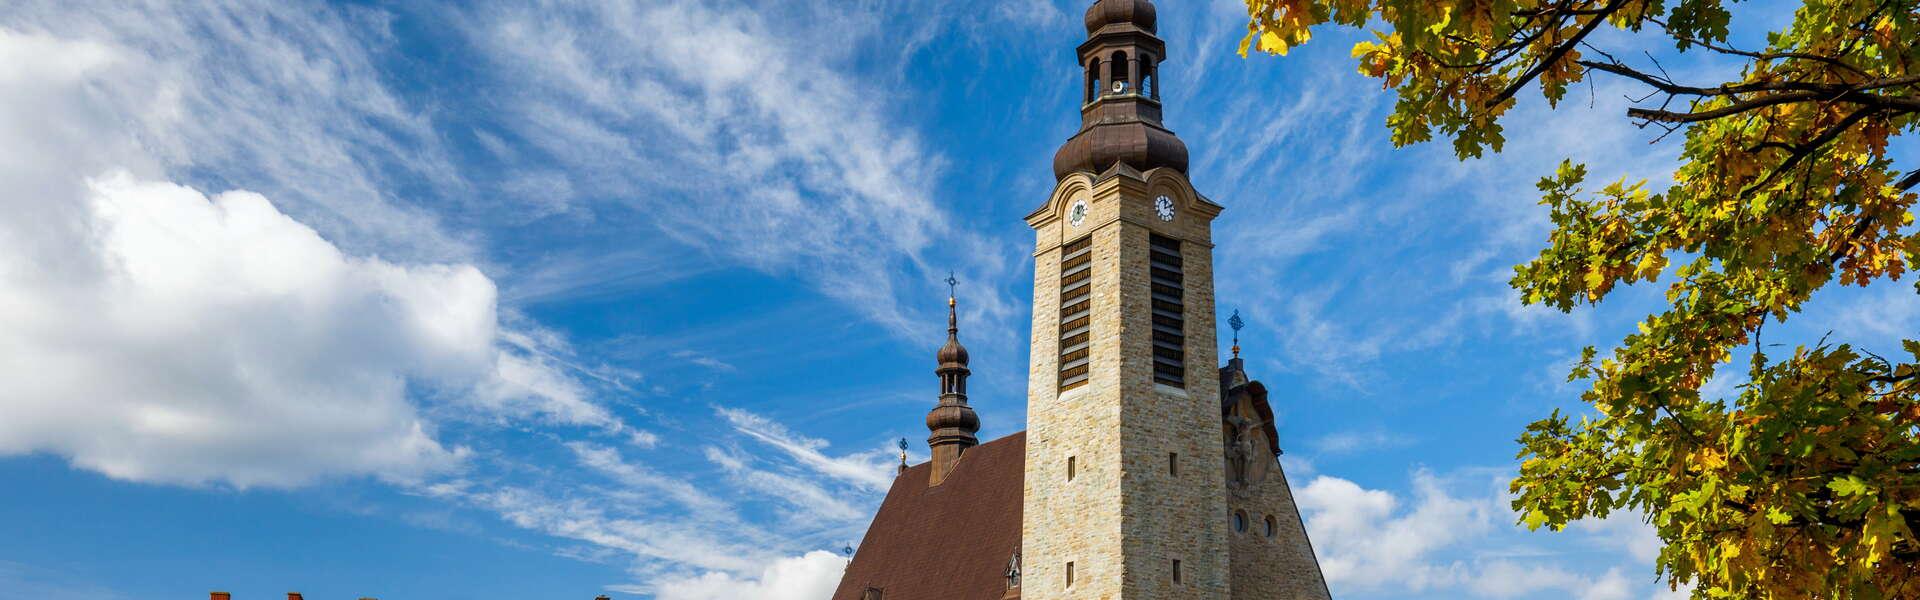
xmin=1053 ymin=0 xmax=1188 ymax=181
xmin=1084 ymin=0 xmax=1156 ymax=34
xmin=928 ymin=296 xmax=981 ymax=485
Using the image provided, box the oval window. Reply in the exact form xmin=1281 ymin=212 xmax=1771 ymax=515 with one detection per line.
xmin=1264 ymin=515 xmax=1277 ymax=539
xmin=1232 ymin=510 xmax=1248 ymax=533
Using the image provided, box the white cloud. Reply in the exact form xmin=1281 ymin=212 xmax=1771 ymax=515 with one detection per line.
xmin=994 ymin=0 xmax=1068 ymax=29
xmin=718 ymin=407 xmax=899 ymax=493
xmin=649 ymin=550 xmax=846 ymax=600
xmin=0 ymin=28 xmax=601 ymax=488
xmin=0 ymin=172 xmax=476 ymax=488
xmin=459 ymin=0 xmax=1021 ymax=338
xmin=430 ymin=481 xmax=774 ymax=576
xmin=1299 ymin=471 xmax=1494 ymax=591
xmin=1312 ymin=429 xmax=1416 ymax=455
xmin=672 ymin=350 xmax=738 ymax=372
xmin=705 ymin=446 xmax=863 ymax=523
xmin=568 ymin=442 xmax=732 ymax=515
xmin=1299 ymin=470 xmax=1671 ymax=599
xmin=1570 ymin=510 xmax=1663 ymax=564
xmin=4 ymin=2 xmax=470 ymax=262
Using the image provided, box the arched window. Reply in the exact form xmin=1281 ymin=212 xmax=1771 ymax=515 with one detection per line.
xmin=1109 ymin=51 xmax=1130 ymax=94
xmin=1232 ymin=510 xmax=1248 ymax=533
xmin=1086 ymin=58 xmax=1101 ymax=102
xmin=1143 ymin=57 xmax=1158 ymax=99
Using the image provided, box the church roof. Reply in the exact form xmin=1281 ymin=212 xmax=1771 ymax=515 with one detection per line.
xmin=832 ymin=431 xmax=1026 ymax=600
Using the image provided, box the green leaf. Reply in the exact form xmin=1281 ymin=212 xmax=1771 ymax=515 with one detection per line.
xmin=1829 ymin=476 xmax=1870 ymax=498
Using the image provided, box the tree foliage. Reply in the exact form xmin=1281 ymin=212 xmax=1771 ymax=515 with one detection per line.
xmin=1241 ymin=1 xmax=1920 ymax=597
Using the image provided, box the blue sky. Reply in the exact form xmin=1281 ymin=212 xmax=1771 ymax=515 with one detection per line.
xmin=1 ymin=1 xmax=1914 ymax=599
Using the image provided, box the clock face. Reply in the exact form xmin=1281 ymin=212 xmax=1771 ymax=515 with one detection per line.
xmin=1069 ymin=200 xmax=1088 ymax=227
xmin=1154 ymin=196 xmax=1175 ymax=222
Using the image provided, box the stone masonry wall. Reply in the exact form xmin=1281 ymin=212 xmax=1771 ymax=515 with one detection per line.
xmin=1226 ymin=431 xmax=1332 ymax=599
xmin=1228 ymin=392 xmax=1336 ymax=600
xmin=1022 ymin=173 xmax=1125 ymax=600
xmin=1116 ymin=172 xmax=1229 ymax=600
xmin=1022 ymin=168 xmax=1231 ymax=600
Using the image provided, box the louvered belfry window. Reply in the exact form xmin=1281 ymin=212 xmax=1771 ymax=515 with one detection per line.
xmin=1149 ymin=233 xmax=1185 ymax=387
xmin=1058 ymin=235 xmax=1093 ymax=391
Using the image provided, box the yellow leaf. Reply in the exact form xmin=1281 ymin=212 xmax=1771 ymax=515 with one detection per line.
xmin=1260 ymin=31 xmax=1287 ymax=55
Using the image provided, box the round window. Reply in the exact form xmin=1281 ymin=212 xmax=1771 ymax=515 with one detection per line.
xmin=1232 ymin=510 xmax=1248 ymax=533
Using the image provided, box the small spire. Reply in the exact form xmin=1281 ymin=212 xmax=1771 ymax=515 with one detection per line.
xmin=897 ymin=437 xmax=909 ymax=473
xmin=928 ymin=274 xmax=979 ymax=486
xmin=1228 ymin=309 xmax=1245 ymax=359
xmin=946 ymin=272 xmax=959 ymax=335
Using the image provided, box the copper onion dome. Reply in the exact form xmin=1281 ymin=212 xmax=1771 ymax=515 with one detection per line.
xmin=1085 ymin=0 xmax=1157 ymax=34
xmin=1053 ymin=0 xmax=1188 ymax=181
xmin=926 ymin=289 xmax=979 ymax=484
xmin=936 ymin=297 xmax=969 ymax=366
xmin=925 ymin=401 xmax=982 ymax=432
xmin=1051 ymin=122 xmax=1189 ymax=180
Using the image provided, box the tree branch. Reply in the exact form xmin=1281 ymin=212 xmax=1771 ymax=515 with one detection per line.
xmin=1486 ymin=0 xmax=1628 ymax=108
xmin=1896 ymin=169 xmax=1920 ymax=192
xmin=1646 ymin=16 xmax=1874 ymax=79
xmin=1624 ymin=86 xmax=1920 ymax=123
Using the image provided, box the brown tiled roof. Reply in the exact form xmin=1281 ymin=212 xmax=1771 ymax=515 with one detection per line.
xmin=833 ymin=431 xmax=1025 ymax=600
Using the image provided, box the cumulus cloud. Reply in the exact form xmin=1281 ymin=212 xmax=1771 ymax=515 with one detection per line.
xmin=1298 ymin=470 xmax=1671 ymax=599
xmin=649 ymin=551 xmax=846 ymax=600
xmin=1299 ymin=471 xmax=1496 ymax=590
xmin=0 ymin=28 xmax=600 ymax=488
xmin=0 ymin=174 xmax=473 ymax=487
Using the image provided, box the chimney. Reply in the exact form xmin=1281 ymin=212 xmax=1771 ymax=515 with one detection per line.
xmin=211 ymin=593 xmax=231 ymax=600
xmin=289 ymin=594 xmax=305 ymax=600
xmin=596 ymin=596 xmax=612 ymax=600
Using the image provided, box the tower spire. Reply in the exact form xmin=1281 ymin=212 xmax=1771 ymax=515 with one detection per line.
xmin=1229 ymin=309 xmax=1244 ymax=359
xmin=1052 ymin=0 xmax=1188 ymax=181
xmin=926 ymin=275 xmax=979 ymax=486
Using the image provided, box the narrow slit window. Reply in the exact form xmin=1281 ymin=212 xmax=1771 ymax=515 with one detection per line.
xmin=1148 ymin=234 xmax=1185 ymax=387
xmin=1059 ymin=236 xmax=1093 ymax=391
xmin=1168 ymin=452 xmax=1178 ymax=477
xmin=1065 ymin=562 xmax=1075 ymax=588
xmin=1171 ymin=559 xmax=1182 ymax=584
xmin=1067 ymin=456 xmax=1077 ymax=481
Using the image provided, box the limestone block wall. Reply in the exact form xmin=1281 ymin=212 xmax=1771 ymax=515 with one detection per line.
xmin=1114 ymin=210 xmax=1229 ymax=600
xmin=1227 ymin=460 xmax=1331 ymax=600
xmin=1023 ymin=168 xmax=1234 ymax=600
xmin=1022 ymin=175 xmax=1128 ymax=600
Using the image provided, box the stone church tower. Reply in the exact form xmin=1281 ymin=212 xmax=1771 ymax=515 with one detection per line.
xmin=832 ymin=1 xmax=1330 ymax=598
xmin=1020 ymin=0 xmax=1229 ymax=596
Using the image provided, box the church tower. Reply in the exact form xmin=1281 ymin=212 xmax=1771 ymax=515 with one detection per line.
xmin=1021 ymin=0 xmax=1230 ymax=597
xmin=833 ymin=2 xmax=1332 ymax=598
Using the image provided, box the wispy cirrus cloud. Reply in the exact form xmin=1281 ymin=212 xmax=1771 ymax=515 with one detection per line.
xmin=718 ymin=407 xmax=899 ymax=493
xmin=457 ymin=0 xmax=1018 ymax=339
